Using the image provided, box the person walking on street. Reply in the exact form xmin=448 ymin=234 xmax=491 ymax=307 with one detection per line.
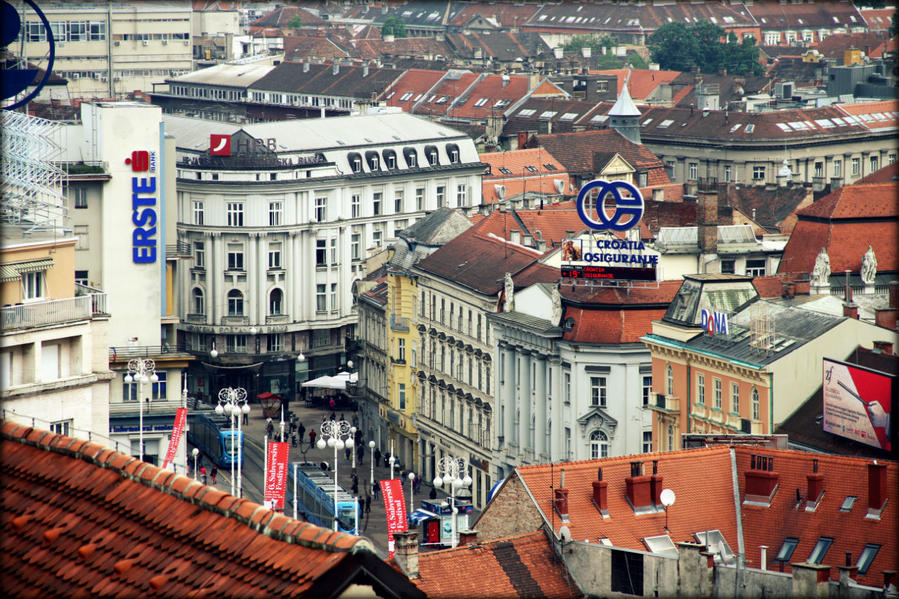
xmin=351 ymin=473 xmax=358 ymax=495
xmin=372 ymin=480 xmax=380 ymax=499
xmin=365 ymin=492 xmax=371 ymax=514
xmin=374 ymin=447 xmax=381 ymax=466
xmin=298 ymin=422 xmax=306 ymax=443
xmin=200 ymin=466 xmax=207 ymax=485
xmin=309 ymin=429 xmax=316 ymax=447
xmin=211 ymin=466 xmax=218 ymax=484
xmin=358 ymin=444 xmax=365 ymax=463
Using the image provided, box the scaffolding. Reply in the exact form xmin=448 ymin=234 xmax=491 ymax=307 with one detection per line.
xmin=1 ymin=110 xmax=68 ymax=234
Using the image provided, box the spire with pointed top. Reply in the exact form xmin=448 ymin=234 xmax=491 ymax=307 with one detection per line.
xmin=608 ymin=70 xmax=642 ymax=144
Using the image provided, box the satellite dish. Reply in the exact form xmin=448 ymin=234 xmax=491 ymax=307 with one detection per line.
xmin=494 ymin=184 xmax=506 ymax=200
xmin=553 ymin=179 xmax=565 ymax=194
xmin=559 ymin=525 xmax=571 ymax=542
xmin=660 ymin=488 xmax=676 ymax=507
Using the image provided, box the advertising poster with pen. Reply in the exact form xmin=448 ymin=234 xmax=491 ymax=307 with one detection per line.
xmin=822 ymin=358 xmax=894 ymax=451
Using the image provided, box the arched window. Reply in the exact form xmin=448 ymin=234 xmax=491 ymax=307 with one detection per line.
xmin=666 ymin=364 xmax=674 ymax=396
xmin=227 ymin=289 xmax=243 ymax=316
xmin=382 ymin=149 xmax=397 ymax=169
xmin=269 ymin=288 xmax=283 ymax=315
xmin=192 ymin=287 xmax=205 ymax=315
xmin=445 ymin=143 xmax=460 ymax=163
xmin=347 ymin=152 xmax=362 ymax=173
xmin=751 ymin=387 xmax=760 ymax=421
xmin=365 ymin=150 xmax=380 ymax=171
xmin=424 ymin=144 xmax=439 ymax=166
xmin=403 ymin=147 xmax=419 ymax=168
xmin=590 ymin=430 xmax=609 ymax=459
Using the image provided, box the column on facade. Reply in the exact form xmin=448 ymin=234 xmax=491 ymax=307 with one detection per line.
xmin=247 ymin=232 xmax=257 ymax=323
xmin=289 ymin=231 xmax=300 ymax=321
xmin=207 ymin=232 xmax=218 ymax=325
xmin=549 ymin=358 xmax=561 ymax=461
xmin=535 ymin=354 xmax=547 ymax=458
xmin=518 ymin=350 xmax=530 ymax=456
xmin=256 ymin=233 xmax=266 ymax=324
xmin=501 ymin=343 xmax=514 ymax=449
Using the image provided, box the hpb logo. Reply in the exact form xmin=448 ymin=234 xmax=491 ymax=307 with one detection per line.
xmin=575 ymin=179 xmax=644 ymax=232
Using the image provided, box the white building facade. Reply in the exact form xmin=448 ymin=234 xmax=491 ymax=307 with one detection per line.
xmin=168 ymin=112 xmax=484 ymax=403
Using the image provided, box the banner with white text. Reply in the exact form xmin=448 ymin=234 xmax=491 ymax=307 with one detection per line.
xmin=264 ymin=441 xmax=290 ymax=510
xmin=162 ymin=407 xmax=187 ymax=470
xmin=380 ymin=478 xmax=408 ymax=557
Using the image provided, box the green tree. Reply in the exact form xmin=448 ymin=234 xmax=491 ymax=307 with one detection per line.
xmin=563 ymin=34 xmax=614 ymax=54
xmin=626 ymin=52 xmax=648 ymax=70
xmin=287 ymin=15 xmax=302 ymax=28
xmin=648 ymin=22 xmax=699 ymax=72
xmin=721 ymin=32 xmax=764 ymax=77
xmin=692 ymin=20 xmax=725 ymax=73
xmin=382 ymin=16 xmax=407 ymax=38
xmin=891 ymin=12 xmax=899 ymax=37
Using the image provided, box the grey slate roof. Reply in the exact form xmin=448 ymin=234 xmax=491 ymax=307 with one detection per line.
xmin=390 ymin=207 xmax=472 ymax=272
xmin=250 ymin=62 xmax=405 ymax=99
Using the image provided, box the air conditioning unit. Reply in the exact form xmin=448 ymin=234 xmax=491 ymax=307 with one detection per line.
xmin=142 ymin=39 xmax=149 ymax=46
xmin=183 ymin=40 xmax=189 ymax=45
xmin=71 ymin=73 xmax=80 ymax=79
xmin=114 ymin=41 xmax=120 ymax=46
xmin=162 ymin=39 xmax=168 ymax=44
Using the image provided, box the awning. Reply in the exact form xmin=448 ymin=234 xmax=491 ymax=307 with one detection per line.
xmin=1 ymin=258 xmax=54 ymax=281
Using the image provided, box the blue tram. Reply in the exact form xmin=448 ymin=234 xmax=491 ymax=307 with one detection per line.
xmin=187 ymin=411 xmax=243 ymax=468
xmin=292 ymin=462 xmax=358 ymax=533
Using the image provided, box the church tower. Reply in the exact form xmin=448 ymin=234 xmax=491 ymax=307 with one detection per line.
xmin=608 ymin=72 xmax=642 ymax=144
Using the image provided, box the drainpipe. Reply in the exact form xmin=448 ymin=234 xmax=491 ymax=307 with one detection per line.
xmin=686 ymin=363 xmax=692 ymax=433
xmin=768 ymin=372 xmax=774 ymax=433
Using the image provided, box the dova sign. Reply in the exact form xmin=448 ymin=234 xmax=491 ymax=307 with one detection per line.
xmin=564 ymin=179 xmax=657 ymax=281
xmin=127 ymin=149 xmax=158 ymax=263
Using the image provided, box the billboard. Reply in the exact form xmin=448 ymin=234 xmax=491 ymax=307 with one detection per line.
xmin=822 ymin=358 xmax=894 ymax=451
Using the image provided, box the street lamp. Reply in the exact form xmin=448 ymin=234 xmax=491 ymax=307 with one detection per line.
xmin=124 ymin=358 xmax=157 ymax=463
xmin=369 ymin=440 xmax=376 ymax=493
xmin=317 ymin=418 xmax=353 ymax=531
xmin=350 ymin=426 xmax=357 ymax=469
xmin=215 ymin=386 xmax=250 ymax=498
xmin=408 ymin=471 xmax=416 ymax=520
xmin=192 ymin=447 xmax=199 ymax=480
xmin=433 ymin=456 xmax=472 ymax=548
xmin=210 ymin=341 xmax=218 ymax=359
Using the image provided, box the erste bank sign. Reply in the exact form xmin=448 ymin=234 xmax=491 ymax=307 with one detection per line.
xmin=563 ymin=179 xmax=658 ymax=281
xmin=127 ymin=149 xmax=158 ymax=264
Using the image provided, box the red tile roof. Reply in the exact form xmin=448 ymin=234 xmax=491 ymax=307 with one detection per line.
xmin=449 ymin=3 xmax=542 ymax=29
xmin=412 ymin=531 xmax=580 ymax=599
xmin=530 ymin=129 xmax=668 ymax=182
xmin=560 ymin=281 xmax=681 ymax=343
xmin=449 ymin=73 xmax=534 ymax=121
xmin=382 ymin=69 xmax=447 ymax=110
xmin=835 ymin=100 xmax=899 ymax=132
xmin=856 ymin=162 xmax=899 ymax=184
xmin=494 ymin=446 xmax=898 ymax=587
xmin=860 ymin=8 xmax=896 ymax=32
xmin=471 ymin=204 xmax=588 ymax=249
xmin=0 ymin=421 xmax=422 ymax=598
xmin=591 ymin=69 xmax=681 ymax=101
xmin=481 ymin=148 xmax=574 ymax=204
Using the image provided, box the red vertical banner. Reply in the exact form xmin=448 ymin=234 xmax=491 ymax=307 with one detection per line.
xmin=379 ymin=478 xmax=408 ymax=557
xmin=264 ymin=441 xmax=290 ymax=510
xmin=162 ymin=408 xmax=187 ymax=470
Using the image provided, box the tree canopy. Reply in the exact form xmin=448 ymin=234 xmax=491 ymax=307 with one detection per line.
xmin=563 ymin=34 xmax=614 ymax=54
xmin=649 ymin=20 xmax=763 ymax=76
xmin=382 ymin=16 xmax=407 ymax=38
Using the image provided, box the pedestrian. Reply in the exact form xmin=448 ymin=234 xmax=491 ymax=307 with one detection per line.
xmin=242 ymin=410 xmax=248 ymax=425
xmin=298 ymin=422 xmax=306 ymax=442
xmin=372 ymin=480 xmax=380 ymax=499
xmin=339 ymin=413 xmax=345 ymax=423
xmin=358 ymin=444 xmax=365 ymax=463
xmin=429 ymin=485 xmax=437 ymax=499
xmin=291 ymin=433 xmax=297 ymax=448
xmin=414 ymin=475 xmax=422 ymax=493
xmin=211 ymin=465 xmax=218 ymax=484
xmin=345 ymin=446 xmax=351 ymax=461
xmin=351 ymin=474 xmax=358 ymax=495
xmin=265 ymin=418 xmax=274 ymax=438
xmin=330 ymin=411 xmax=336 ymax=421
xmin=200 ymin=466 xmax=207 ymax=485
xmin=309 ymin=429 xmax=317 ymax=446
xmin=365 ymin=492 xmax=371 ymax=514
xmin=374 ymin=448 xmax=381 ymax=466
xmin=329 ymin=397 xmax=336 ymax=411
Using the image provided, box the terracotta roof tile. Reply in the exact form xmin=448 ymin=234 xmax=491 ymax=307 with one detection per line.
xmin=414 ymin=531 xmax=579 ymax=599
xmin=1 ymin=423 xmax=423 ymax=598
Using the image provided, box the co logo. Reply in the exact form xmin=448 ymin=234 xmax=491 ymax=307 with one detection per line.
xmin=575 ymin=179 xmax=644 ymax=232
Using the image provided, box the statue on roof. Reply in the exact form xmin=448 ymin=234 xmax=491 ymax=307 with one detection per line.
xmin=811 ymin=247 xmax=831 ymax=286
xmin=551 ymin=281 xmax=563 ymax=326
xmin=503 ymin=272 xmax=514 ymax=312
xmin=861 ymin=245 xmax=877 ymax=285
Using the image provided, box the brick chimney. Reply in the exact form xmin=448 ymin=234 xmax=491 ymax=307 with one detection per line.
xmin=554 ymin=468 xmax=570 ymax=521
xmin=592 ymin=467 xmax=609 ymax=514
xmin=874 ymin=281 xmax=898 ymax=329
xmin=697 ymin=189 xmax=718 ymax=254
xmin=843 ymin=302 xmax=859 ymax=319
xmin=650 ymin=460 xmax=663 ymax=506
xmin=625 ymin=461 xmax=653 ymax=511
xmin=458 ymin=530 xmax=478 ymax=545
xmin=868 ymin=461 xmax=887 ymax=512
xmin=393 ymin=530 xmax=419 ymax=578
xmin=744 ymin=454 xmax=779 ymax=503
xmin=806 ymin=458 xmax=824 ymax=505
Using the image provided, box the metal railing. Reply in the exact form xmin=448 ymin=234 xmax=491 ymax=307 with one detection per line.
xmin=109 ymin=343 xmax=192 ymax=361
xmin=75 ymin=283 xmax=108 ymax=315
xmin=2 ymin=295 xmax=91 ymax=331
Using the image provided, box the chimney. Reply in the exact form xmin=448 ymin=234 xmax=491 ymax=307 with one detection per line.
xmin=868 ymin=461 xmax=887 ymax=512
xmin=806 ymin=458 xmax=824 ymax=504
xmin=891 ymin=281 xmax=899 ymax=309
xmin=650 ymin=460 xmax=663 ymax=506
xmin=744 ymin=454 xmax=779 ymax=502
xmin=625 ymin=461 xmax=653 ymax=511
xmin=843 ymin=302 xmax=859 ymax=319
xmin=458 ymin=530 xmax=478 ymax=545
xmin=332 ymin=62 xmax=339 ymax=75
xmin=592 ymin=467 xmax=609 ymax=514
xmin=760 ymin=545 xmax=769 ymax=571
xmin=303 ymin=62 xmax=310 ymax=73
xmin=393 ymin=530 xmax=419 ymax=578
xmin=501 ymin=74 xmax=510 ymax=88
xmin=362 ymin=64 xmax=369 ymax=77
xmin=554 ymin=468 xmax=570 ymax=521
xmin=873 ymin=340 xmax=894 ymax=355
xmin=698 ymin=189 xmax=718 ymax=254
xmin=535 ymin=230 xmax=546 ymax=252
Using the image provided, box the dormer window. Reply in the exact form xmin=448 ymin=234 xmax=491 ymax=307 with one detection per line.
xmin=403 ymin=147 xmax=418 ymax=167
xmin=446 ymin=143 xmax=460 ymax=164
xmin=365 ymin=150 xmax=380 ymax=171
xmin=383 ymin=149 xmax=397 ymax=169
xmin=424 ymin=145 xmax=439 ymax=166
xmin=348 ymin=152 xmax=362 ymax=173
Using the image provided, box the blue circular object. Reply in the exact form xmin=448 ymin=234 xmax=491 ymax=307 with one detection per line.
xmin=575 ymin=179 xmax=645 ymax=232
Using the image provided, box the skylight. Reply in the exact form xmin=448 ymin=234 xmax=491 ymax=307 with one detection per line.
xmin=839 ymin=495 xmax=857 ymax=512
xmin=831 ymin=117 xmax=847 ymax=126
xmin=775 ymin=538 xmax=799 ymax=562
xmin=642 ymin=118 xmax=653 ymax=127
xmin=788 ymin=121 xmax=808 ymax=130
xmin=525 ymin=165 xmax=538 ymax=173
xmin=560 ymin=112 xmax=578 ymax=121
xmin=807 ymin=537 xmax=833 ymax=565
xmin=518 ymin=109 xmax=536 ymax=117
xmin=544 ymin=163 xmax=557 ymax=171
xmin=643 ymin=535 xmax=678 ymax=557
xmin=776 ymin=123 xmax=792 ymax=132
xmin=745 ymin=124 xmax=756 ymax=133
xmin=499 ymin=167 xmax=512 ymax=175
xmin=474 ymin=98 xmax=488 ymax=107
xmin=658 ymin=119 xmax=675 ymax=128
xmin=539 ymin=110 xmax=557 ymax=120
xmin=590 ymin=114 xmax=608 ymax=123
xmin=730 ymin=123 xmax=742 ymax=133
xmin=814 ymin=118 xmax=835 ymax=128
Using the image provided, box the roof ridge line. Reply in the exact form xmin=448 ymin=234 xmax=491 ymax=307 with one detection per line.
xmin=0 ymin=420 xmax=367 ymax=554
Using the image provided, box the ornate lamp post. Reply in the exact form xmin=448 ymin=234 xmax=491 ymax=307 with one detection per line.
xmin=369 ymin=439 xmax=376 ymax=492
xmin=215 ymin=386 xmax=250 ymax=497
xmin=124 ymin=358 xmax=157 ymax=462
xmin=317 ymin=418 xmax=354 ymax=531
xmin=408 ymin=471 xmax=416 ymax=520
xmin=433 ymin=456 xmax=472 ymax=548
xmin=191 ymin=447 xmax=199 ymax=480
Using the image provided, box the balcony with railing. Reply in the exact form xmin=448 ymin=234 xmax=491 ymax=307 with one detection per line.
xmin=109 ymin=343 xmax=195 ymax=363
xmin=75 ymin=283 xmax=108 ymax=316
xmin=3 ymin=296 xmax=92 ymax=331
xmin=647 ymin=393 xmax=680 ymax=414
